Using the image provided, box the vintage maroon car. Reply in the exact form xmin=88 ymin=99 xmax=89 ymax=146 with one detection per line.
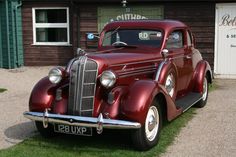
xmin=24 ymin=20 xmax=212 ymax=150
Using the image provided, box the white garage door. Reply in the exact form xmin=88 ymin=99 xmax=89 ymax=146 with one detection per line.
xmin=215 ymin=3 xmax=236 ymax=78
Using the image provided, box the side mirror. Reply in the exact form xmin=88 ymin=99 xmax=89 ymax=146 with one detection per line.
xmin=161 ymin=49 xmax=169 ymax=59
xmin=87 ymin=33 xmax=100 ymax=40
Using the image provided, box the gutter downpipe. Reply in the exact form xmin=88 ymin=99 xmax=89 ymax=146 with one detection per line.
xmin=14 ymin=0 xmax=22 ymax=67
xmin=5 ymin=0 xmax=11 ymax=68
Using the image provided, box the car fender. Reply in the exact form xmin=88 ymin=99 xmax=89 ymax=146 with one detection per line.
xmin=155 ymin=60 xmax=178 ymax=100
xmin=29 ymin=77 xmax=56 ymax=112
xmin=193 ymin=60 xmax=212 ymax=93
xmin=120 ymin=80 xmax=182 ymax=125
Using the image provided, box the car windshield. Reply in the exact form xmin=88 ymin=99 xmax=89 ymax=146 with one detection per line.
xmin=102 ymin=29 xmax=163 ymax=48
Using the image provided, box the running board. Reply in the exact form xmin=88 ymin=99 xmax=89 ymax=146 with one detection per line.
xmin=176 ymin=92 xmax=202 ymax=112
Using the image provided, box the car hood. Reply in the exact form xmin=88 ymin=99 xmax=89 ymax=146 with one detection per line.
xmin=86 ymin=47 xmax=162 ymax=73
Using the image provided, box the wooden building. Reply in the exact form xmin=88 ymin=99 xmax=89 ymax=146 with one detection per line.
xmin=1 ymin=0 xmax=236 ymax=77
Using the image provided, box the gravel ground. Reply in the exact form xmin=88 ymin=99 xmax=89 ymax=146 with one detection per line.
xmin=0 ymin=67 xmax=52 ymax=149
xmin=0 ymin=67 xmax=236 ymax=156
xmin=162 ymin=79 xmax=236 ymax=157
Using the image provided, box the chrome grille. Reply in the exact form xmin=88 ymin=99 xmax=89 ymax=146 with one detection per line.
xmin=68 ymin=56 xmax=98 ymax=116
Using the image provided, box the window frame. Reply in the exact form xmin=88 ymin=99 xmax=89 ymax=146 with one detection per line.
xmin=32 ymin=7 xmax=70 ymax=46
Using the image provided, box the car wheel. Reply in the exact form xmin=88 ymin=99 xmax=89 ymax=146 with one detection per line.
xmin=131 ymin=100 xmax=162 ymax=151
xmin=195 ymin=76 xmax=208 ymax=108
xmin=35 ymin=122 xmax=56 ymax=138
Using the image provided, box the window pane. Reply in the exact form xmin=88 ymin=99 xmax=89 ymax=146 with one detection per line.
xmin=36 ymin=28 xmax=67 ymax=42
xmin=36 ymin=9 xmax=67 ymax=23
xmin=102 ymin=29 xmax=163 ymax=47
xmin=166 ymin=31 xmax=183 ymax=49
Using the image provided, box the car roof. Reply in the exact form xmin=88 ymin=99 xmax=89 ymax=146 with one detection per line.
xmin=103 ymin=20 xmax=188 ymax=31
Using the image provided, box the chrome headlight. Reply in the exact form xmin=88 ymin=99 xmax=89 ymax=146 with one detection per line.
xmin=48 ymin=67 xmax=63 ymax=84
xmin=100 ymin=70 xmax=116 ymax=88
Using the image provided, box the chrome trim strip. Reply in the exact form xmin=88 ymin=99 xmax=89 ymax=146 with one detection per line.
xmin=119 ymin=70 xmax=156 ymax=78
xmin=110 ymin=59 xmax=162 ymax=67
xmin=23 ymin=112 xmax=141 ymax=129
xmin=116 ymin=64 xmax=156 ymax=73
xmin=155 ymin=61 xmax=166 ymax=81
xmin=118 ymin=68 xmax=156 ymax=76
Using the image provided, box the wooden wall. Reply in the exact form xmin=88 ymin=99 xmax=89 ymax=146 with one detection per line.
xmin=22 ymin=2 xmax=78 ymax=66
xmin=164 ymin=2 xmax=215 ymax=69
xmin=22 ymin=1 xmax=215 ymax=68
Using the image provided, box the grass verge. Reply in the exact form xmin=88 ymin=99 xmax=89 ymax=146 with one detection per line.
xmin=0 ymin=84 xmax=216 ymax=157
xmin=0 ymin=88 xmax=7 ymax=93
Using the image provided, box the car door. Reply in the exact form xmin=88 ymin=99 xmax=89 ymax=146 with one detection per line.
xmin=166 ymin=29 xmax=193 ymax=98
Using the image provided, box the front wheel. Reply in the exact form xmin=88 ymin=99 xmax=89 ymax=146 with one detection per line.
xmin=131 ymin=101 xmax=162 ymax=151
xmin=195 ymin=76 xmax=209 ymax=108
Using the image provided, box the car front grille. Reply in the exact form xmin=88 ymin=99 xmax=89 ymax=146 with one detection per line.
xmin=68 ymin=56 xmax=98 ymax=116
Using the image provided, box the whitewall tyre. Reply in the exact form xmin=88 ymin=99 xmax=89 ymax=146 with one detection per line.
xmin=131 ymin=101 xmax=162 ymax=151
xmin=195 ymin=76 xmax=209 ymax=108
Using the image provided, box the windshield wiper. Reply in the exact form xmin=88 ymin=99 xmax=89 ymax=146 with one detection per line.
xmin=104 ymin=26 xmax=120 ymax=41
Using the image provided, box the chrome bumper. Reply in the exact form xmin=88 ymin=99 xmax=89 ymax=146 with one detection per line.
xmin=23 ymin=110 xmax=141 ymax=134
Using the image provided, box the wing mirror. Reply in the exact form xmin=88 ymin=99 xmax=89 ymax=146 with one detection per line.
xmin=161 ymin=49 xmax=169 ymax=59
xmin=87 ymin=33 xmax=100 ymax=40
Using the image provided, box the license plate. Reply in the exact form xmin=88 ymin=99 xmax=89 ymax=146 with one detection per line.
xmin=54 ymin=124 xmax=92 ymax=136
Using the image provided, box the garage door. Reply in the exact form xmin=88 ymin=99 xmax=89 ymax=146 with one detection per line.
xmin=215 ymin=3 xmax=236 ymax=78
xmin=98 ymin=6 xmax=163 ymax=32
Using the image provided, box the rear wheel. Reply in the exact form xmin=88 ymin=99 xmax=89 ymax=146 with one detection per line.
xmin=195 ymin=76 xmax=209 ymax=108
xmin=35 ymin=122 xmax=56 ymax=138
xmin=131 ymin=101 xmax=162 ymax=151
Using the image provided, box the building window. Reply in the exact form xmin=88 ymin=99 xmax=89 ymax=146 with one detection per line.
xmin=32 ymin=7 xmax=70 ymax=45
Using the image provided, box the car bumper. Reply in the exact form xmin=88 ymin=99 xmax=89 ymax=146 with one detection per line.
xmin=23 ymin=110 xmax=141 ymax=134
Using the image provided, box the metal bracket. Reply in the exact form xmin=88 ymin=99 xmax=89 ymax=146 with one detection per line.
xmin=97 ymin=113 xmax=104 ymax=134
xmin=43 ymin=108 xmax=50 ymax=128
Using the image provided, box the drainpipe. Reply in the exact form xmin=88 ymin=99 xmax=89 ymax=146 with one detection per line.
xmin=14 ymin=0 xmax=22 ymax=67
xmin=5 ymin=0 xmax=11 ymax=68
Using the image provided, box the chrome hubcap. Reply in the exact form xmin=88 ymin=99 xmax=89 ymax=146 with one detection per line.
xmin=202 ymin=78 xmax=208 ymax=101
xmin=145 ymin=106 xmax=159 ymax=142
xmin=165 ymin=73 xmax=175 ymax=97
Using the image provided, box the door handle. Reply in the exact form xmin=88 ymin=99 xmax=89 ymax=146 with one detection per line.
xmin=185 ymin=55 xmax=192 ymax=59
xmin=231 ymin=44 xmax=236 ymax=47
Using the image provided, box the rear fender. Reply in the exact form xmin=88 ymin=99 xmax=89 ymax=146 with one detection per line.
xmin=29 ymin=77 xmax=56 ymax=112
xmin=120 ymin=80 xmax=182 ymax=125
xmin=193 ymin=60 xmax=212 ymax=93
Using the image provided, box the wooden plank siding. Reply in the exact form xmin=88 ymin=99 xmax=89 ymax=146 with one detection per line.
xmin=22 ymin=1 xmax=215 ymax=67
xmin=77 ymin=4 xmax=98 ymax=51
xmin=164 ymin=2 xmax=215 ymax=69
xmin=22 ymin=2 xmax=78 ymax=66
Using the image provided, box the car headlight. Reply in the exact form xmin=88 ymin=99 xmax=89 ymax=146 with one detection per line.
xmin=100 ymin=70 xmax=116 ymax=88
xmin=48 ymin=67 xmax=63 ymax=84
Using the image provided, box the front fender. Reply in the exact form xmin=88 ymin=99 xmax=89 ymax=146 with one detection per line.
xmin=120 ymin=80 xmax=181 ymax=125
xmin=193 ymin=60 xmax=212 ymax=93
xmin=29 ymin=77 xmax=56 ymax=112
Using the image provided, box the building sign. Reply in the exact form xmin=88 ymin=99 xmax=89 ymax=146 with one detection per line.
xmin=215 ymin=4 xmax=236 ymax=76
xmin=219 ymin=14 xmax=236 ymax=39
xmin=98 ymin=6 xmax=163 ymax=32
xmin=219 ymin=14 xmax=236 ymax=27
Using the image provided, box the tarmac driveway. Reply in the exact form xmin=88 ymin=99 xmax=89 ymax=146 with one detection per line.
xmin=0 ymin=67 xmax=236 ymax=156
xmin=162 ymin=79 xmax=236 ymax=157
xmin=0 ymin=67 xmax=52 ymax=149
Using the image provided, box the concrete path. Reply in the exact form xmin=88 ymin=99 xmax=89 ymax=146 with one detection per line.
xmin=162 ymin=79 xmax=236 ymax=157
xmin=0 ymin=67 xmax=52 ymax=149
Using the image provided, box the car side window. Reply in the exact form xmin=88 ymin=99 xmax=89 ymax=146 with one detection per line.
xmin=166 ymin=30 xmax=184 ymax=49
xmin=187 ymin=31 xmax=192 ymax=47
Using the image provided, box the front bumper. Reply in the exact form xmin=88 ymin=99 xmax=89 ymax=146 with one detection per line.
xmin=23 ymin=110 xmax=141 ymax=134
